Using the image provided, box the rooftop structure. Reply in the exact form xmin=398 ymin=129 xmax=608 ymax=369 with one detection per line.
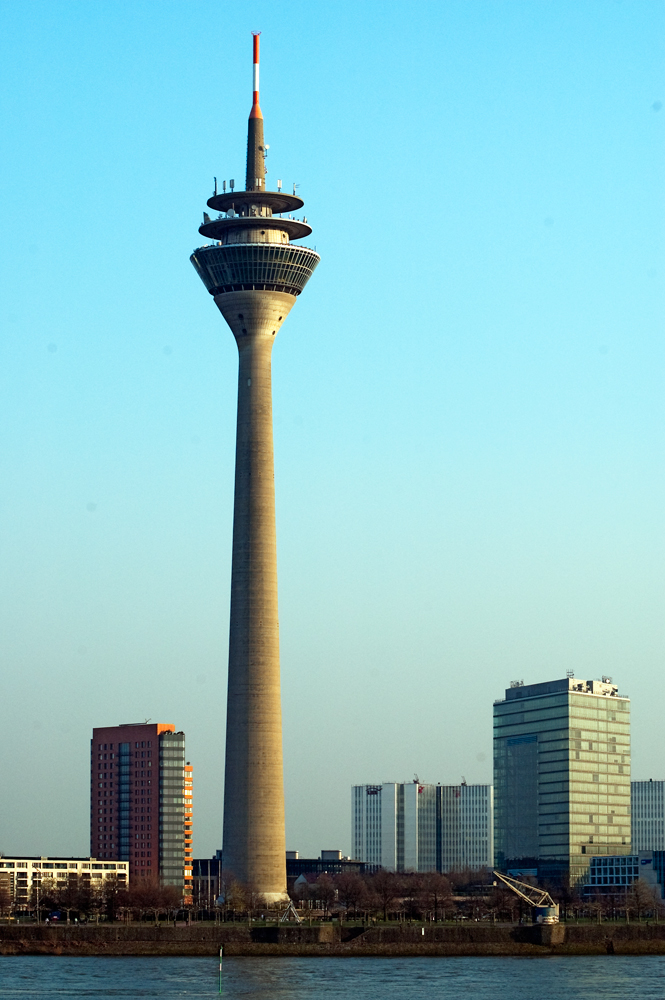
xmin=190 ymin=34 xmax=319 ymax=903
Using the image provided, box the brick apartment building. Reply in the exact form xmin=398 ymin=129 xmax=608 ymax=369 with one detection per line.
xmin=91 ymin=723 xmax=192 ymax=899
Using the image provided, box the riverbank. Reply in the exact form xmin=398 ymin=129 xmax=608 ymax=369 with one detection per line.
xmin=2 ymin=922 xmax=665 ymax=956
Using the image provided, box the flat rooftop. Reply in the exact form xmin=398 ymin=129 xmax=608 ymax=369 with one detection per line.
xmin=496 ymin=677 xmax=627 ymax=704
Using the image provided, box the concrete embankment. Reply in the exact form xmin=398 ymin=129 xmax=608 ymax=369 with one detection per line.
xmin=1 ymin=922 xmax=665 ymax=957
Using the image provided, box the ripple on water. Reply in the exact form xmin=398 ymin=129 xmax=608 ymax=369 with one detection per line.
xmin=1 ymin=955 xmax=665 ymax=999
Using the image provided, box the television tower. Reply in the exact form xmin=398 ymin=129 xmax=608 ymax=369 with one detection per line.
xmin=190 ymin=34 xmax=319 ymax=901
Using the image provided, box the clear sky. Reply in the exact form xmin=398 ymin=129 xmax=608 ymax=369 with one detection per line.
xmin=0 ymin=0 xmax=663 ymax=861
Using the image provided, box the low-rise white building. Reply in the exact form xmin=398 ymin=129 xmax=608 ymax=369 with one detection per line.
xmin=583 ymin=850 xmax=665 ymax=900
xmin=0 ymin=857 xmax=129 ymax=909
xmin=352 ymin=782 xmax=493 ymax=873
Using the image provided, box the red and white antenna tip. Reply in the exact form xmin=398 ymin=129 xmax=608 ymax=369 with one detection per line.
xmin=250 ymin=32 xmax=262 ymax=119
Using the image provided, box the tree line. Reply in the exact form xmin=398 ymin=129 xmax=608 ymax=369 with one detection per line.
xmin=2 ymin=867 xmax=662 ymax=924
xmin=0 ymin=874 xmax=182 ymax=924
xmin=214 ymin=868 xmax=665 ymax=923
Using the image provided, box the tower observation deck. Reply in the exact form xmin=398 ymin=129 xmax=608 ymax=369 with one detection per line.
xmin=190 ymin=34 xmax=319 ymax=903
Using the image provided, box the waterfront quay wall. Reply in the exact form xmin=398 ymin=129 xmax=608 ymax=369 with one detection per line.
xmin=2 ymin=922 xmax=665 ymax=956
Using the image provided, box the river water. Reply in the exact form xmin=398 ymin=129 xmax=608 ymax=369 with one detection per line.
xmin=0 ymin=955 xmax=664 ymax=999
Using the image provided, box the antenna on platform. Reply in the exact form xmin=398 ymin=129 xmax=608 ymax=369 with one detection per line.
xmin=230 ymin=179 xmax=235 ymax=191
xmin=277 ymin=179 xmax=282 ymax=191
xmin=222 ymin=180 xmax=227 ymax=193
xmin=293 ymin=182 xmax=300 ymax=195
xmin=251 ymin=31 xmax=262 ymax=120
xmin=214 ymin=177 xmax=218 ymax=196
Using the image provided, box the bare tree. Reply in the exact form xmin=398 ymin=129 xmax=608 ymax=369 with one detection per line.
xmin=446 ymin=867 xmax=476 ymax=894
xmin=487 ymin=883 xmax=516 ymax=923
xmin=628 ymin=879 xmax=658 ymax=921
xmin=0 ymin=875 xmax=12 ymax=917
xmin=161 ymin=883 xmax=182 ymax=922
xmin=100 ymin=875 xmax=133 ymax=923
xmin=314 ymin=874 xmax=336 ymax=917
xmin=38 ymin=876 xmax=59 ymax=917
xmin=224 ymin=877 xmax=247 ymax=921
xmin=52 ymin=875 xmax=81 ymax=924
xmin=420 ymin=872 xmax=453 ymax=922
xmin=76 ymin=879 xmax=98 ymax=921
xmin=367 ymin=870 xmax=400 ymax=921
xmin=334 ymin=873 xmax=367 ymax=919
xmin=291 ymin=878 xmax=311 ymax=911
xmin=585 ymin=893 xmax=607 ymax=924
xmin=402 ymin=873 xmax=423 ymax=920
xmin=128 ymin=876 xmax=165 ymax=923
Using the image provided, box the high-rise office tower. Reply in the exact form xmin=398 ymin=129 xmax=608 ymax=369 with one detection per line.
xmin=91 ymin=723 xmax=193 ymax=896
xmin=493 ymin=677 xmax=631 ymax=884
xmin=352 ymin=782 xmax=493 ymax=872
xmin=190 ymin=35 xmax=319 ymax=901
xmin=438 ymin=784 xmax=494 ymax=872
xmin=631 ymin=780 xmax=665 ymax=851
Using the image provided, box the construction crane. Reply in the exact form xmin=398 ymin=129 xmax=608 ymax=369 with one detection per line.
xmin=492 ymin=871 xmax=560 ymax=924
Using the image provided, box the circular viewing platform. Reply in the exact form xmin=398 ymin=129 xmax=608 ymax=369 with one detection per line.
xmin=190 ymin=242 xmax=320 ymax=298
xmin=207 ymin=190 xmax=304 ymax=215
xmin=199 ymin=214 xmax=311 ymax=242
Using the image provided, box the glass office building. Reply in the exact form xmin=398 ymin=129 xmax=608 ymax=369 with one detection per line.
xmin=352 ymin=782 xmax=436 ymax=871
xmin=353 ymin=782 xmax=492 ymax=872
xmin=493 ymin=677 xmax=631 ymax=884
xmin=631 ymin=780 xmax=665 ymax=851
xmin=438 ymin=784 xmax=493 ymax=871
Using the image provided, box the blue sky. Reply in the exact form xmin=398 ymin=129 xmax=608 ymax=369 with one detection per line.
xmin=0 ymin=0 xmax=663 ymax=860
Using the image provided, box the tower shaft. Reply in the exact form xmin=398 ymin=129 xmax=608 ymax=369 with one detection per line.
xmin=217 ymin=291 xmax=295 ymax=898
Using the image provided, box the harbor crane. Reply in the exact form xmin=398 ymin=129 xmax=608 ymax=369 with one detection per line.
xmin=492 ymin=871 xmax=560 ymax=924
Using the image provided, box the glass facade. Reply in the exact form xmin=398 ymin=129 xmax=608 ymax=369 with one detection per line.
xmin=190 ymin=243 xmax=320 ymax=298
xmin=631 ymin=780 xmax=665 ymax=851
xmin=583 ymin=851 xmax=665 ymax=900
xmin=585 ymin=854 xmax=638 ymax=891
xmin=353 ymin=785 xmax=382 ymax=865
xmin=494 ymin=677 xmax=631 ymax=884
xmin=438 ymin=784 xmax=494 ymax=871
xmin=353 ymin=782 xmax=492 ymax=872
xmin=159 ymin=732 xmax=186 ymax=888
xmin=117 ymin=742 xmax=131 ymax=862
